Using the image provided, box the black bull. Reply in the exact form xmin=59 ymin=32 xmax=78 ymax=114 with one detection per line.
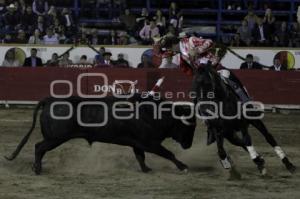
xmin=5 ymin=94 xmax=196 ymax=174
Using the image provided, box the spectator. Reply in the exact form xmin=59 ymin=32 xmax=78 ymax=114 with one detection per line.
xmin=21 ymin=6 xmax=37 ymax=32
xmin=119 ymin=9 xmax=136 ymax=36
xmin=102 ymin=52 xmax=114 ymax=66
xmin=160 ymin=56 xmax=178 ymax=68
xmin=137 ymin=55 xmax=154 ymax=68
xmin=136 ymin=8 xmax=150 ymax=30
xmin=252 ymin=18 xmax=271 ymax=46
xmin=237 ymin=20 xmax=252 ymax=46
xmin=78 ymin=55 xmax=90 ymax=64
xmin=114 ymin=53 xmax=129 ymax=67
xmin=139 ymin=20 xmax=160 ymax=45
xmin=15 ymin=29 xmax=27 ymax=43
xmin=23 ymin=48 xmax=43 ymax=67
xmin=269 ymin=58 xmax=287 ymax=71
xmin=16 ymin=0 xmax=26 ymax=14
xmin=46 ymin=53 xmax=59 ymax=66
xmin=56 ymin=25 xmax=67 ymax=44
xmin=1 ymin=49 xmax=21 ymax=67
xmin=2 ymin=34 xmax=14 ymax=43
xmin=230 ymin=33 xmax=246 ymax=47
xmin=297 ymin=5 xmax=300 ymax=24
xmin=36 ymin=15 xmax=46 ymax=34
xmin=3 ymin=3 xmax=21 ymax=30
xmin=61 ymin=8 xmax=75 ymax=31
xmin=103 ymin=30 xmax=118 ymax=45
xmin=32 ymin=0 xmax=49 ymax=16
xmin=118 ymin=32 xmax=130 ymax=45
xmin=28 ymin=29 xmax=43 ymax=44
xmin=244 ymin=9 xmax=259 ymax=32
xmin=169 ymin=2 xmax=183 ymax=30
xmin=94 ymin=47 xmax=105 ymax=64
xmin=274 ymin=22 xmax=289 ymax=47
xmin=90 ymin=29 xmax=100 ymax=45
xmin=290 ymin=22 xmax=300 ymax=47
xmin=240 ymin=54 xmax=263 ymax=69
xmin=111 ymin=0 xmax=126 ymax=17
xmin=78 ymin=30 xmax=90 ymax=44
xmin=263 ymin=8 xmax=276 ymax=33
xmin=59 ymin=52 xmax=72 ymax=66
xmin=46 ymin=6 xmax=58 ymax=26
xmin=153 ymin=9 xmax=166 ymax=35
xmin=43 ymin=28 xmax=59 ymax=45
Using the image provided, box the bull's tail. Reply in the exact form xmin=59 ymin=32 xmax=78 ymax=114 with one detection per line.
xmin=5 ymin=100 xmax=45 ymax=161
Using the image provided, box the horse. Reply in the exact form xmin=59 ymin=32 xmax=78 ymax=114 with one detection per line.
xmin=191 ymin=64 xmax=296 ymax=178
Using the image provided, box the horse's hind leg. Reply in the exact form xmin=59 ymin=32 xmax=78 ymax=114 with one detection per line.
xmin=33 ymin=139 xmax=66 ymax=175
xmin=250 ymin=120 xmax=296 ymax=173
xmin=240 ymin=128 xmax=267 ymax=175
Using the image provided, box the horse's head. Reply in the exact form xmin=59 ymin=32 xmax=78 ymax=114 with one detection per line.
xmin=192 ymin=63 xmax=221 ymax=102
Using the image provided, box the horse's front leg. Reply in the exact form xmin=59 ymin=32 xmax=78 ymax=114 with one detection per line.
xmin=213 ymin=128 xmax=241 ymax=180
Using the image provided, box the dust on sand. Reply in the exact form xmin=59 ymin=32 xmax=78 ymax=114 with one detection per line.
xmin=0 ymin=108 xmax=300 ymax=199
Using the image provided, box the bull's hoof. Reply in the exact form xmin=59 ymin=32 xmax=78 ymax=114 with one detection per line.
xmin=141 ymin=166 xmax=152 ymax=173
xmin=177 ymin=163 xmax=188 ymax=171
xmin=228 ymin=167 xmax=242 ymax=181
xmin=32 ymin=163 xmax=41 ymax=175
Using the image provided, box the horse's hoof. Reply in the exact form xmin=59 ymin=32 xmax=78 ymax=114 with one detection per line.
xmin=286 ymin=164 xmax=296 ymax=174
xmin=141 ymin=166 xmax=152 ymax=173
xmin=282 ymin=158 xmax=296 ymax=174
xmin=32 ymin=163 xmax=41 ymax=175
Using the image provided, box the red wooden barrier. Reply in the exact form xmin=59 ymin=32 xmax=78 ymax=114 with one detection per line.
xmin=0 ymin=68 xmax=300 ymax=104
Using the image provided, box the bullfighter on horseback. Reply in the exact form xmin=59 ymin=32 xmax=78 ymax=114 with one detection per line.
xmin=154 ymin=33 xmax=251 ymax=104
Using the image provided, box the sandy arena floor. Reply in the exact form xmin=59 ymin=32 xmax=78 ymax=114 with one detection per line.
xmin=0 ymin=108 xmax=299 ymax=199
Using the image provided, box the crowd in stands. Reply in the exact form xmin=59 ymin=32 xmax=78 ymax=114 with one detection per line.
xmin=0 ymin=0 xmax=183 ymax=46
xmin=1 ymin=1 xmax=298 ymax=47
xmin=0 ymin=0 xmax=299 ymax=70
xmin=230 ymin=7 xmax=300 ymax=47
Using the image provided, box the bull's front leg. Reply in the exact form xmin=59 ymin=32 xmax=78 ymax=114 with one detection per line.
xmin=147 ymin=143 xmax=188 ymax=172
xmin=133 ymin=147 xmax=152 ymax=173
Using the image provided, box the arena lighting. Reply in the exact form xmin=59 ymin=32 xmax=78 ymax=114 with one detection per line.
xmin=49 ymin=100 xmax=264 ymax=127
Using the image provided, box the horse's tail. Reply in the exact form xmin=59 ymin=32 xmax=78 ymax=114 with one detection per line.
xmin=5 ymin=100 xmax=45 ymax=161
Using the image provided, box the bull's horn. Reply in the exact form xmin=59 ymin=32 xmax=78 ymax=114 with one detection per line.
xmin=180 ymin=116 xmax=195 ymax=126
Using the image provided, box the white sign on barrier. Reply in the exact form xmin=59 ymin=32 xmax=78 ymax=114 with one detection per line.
xmin=0 ymin=45 xmax=299 ymax=69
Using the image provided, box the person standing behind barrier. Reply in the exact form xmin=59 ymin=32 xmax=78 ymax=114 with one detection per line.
xmin=59 ymin=52 xmax=73 ymax=67
xmin=240 ymin=54 xmax=263 ymax=70
xmin=269 ymin=58 xmax=287 ymax=71
xmin=46 ymin=53 xmax=59 ymax=66
xmin=1 ymin=49 xmax=21 ymax=67
xmin=23 ymin=48 xmax=43 ymax=67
